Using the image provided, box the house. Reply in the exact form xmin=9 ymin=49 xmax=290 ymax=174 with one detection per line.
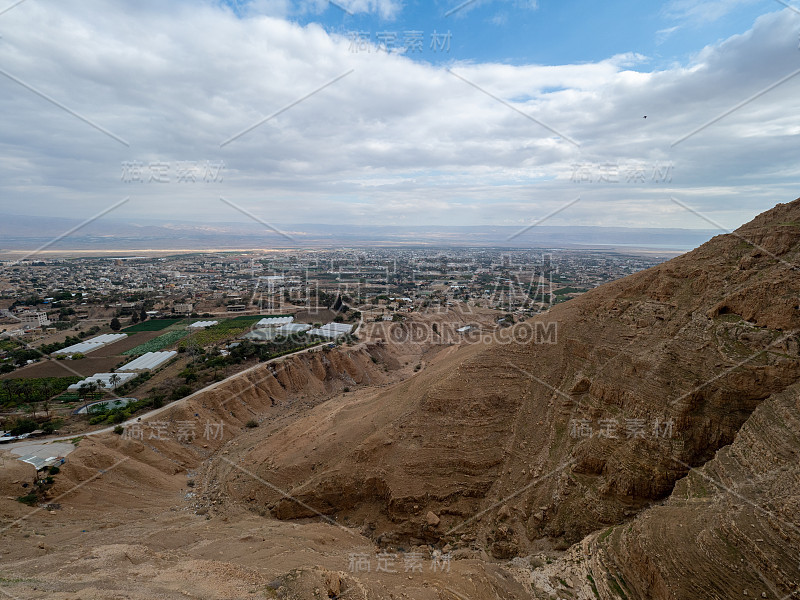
xmin=17 ymin=311 xmax=50 ymax=329
xmin=173 ymin=303 xmax=193 ymax=314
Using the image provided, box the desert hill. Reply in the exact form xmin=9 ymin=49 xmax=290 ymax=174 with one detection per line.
xmin=227 ymin=199 xmax=800 ymax=558
xmin=2 ymin=200 xmax=800 ymax=599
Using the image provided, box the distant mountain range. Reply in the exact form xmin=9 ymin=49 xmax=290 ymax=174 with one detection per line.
xmin=0 ymin=214 xmax=719 ymax=252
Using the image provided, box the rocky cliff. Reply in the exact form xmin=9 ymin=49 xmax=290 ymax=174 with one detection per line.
xmin=230 ymin=200 xmax=800 ymax=566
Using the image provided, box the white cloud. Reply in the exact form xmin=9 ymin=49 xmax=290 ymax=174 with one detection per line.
xmin=240 ymin=0 xmax=402 ymax=19
xmin=662 ymin=0 xmax=763 ymax=24
xmin=656 ymin=25 xmax=682 ymax=44
xmin=443 ymin=0 xmax=538 ymax=19
xmin=0 ymin=1 xmax=797 ymax=231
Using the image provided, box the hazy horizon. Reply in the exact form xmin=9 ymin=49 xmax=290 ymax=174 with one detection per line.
xmin=0 ymin=0 xmax=798 ymax=241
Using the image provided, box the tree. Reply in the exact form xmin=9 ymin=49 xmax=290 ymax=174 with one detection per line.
xmin=140 ymin=308 xmax=147 ymax=322
xmin=39 ymin=381 xmax=52 ymax=417
xmin=0 ymin=379 xmax=15 ymax=408
xmin=110 ymin=317 xmax=121 ymax=331
xmin=17 ymin=380 xmax=36 ymax=418
xmin=78 ymin=383 xmax=91 ymax=412
xmin=131 ymin=311 xmax=140 ymax=324
xmin=109 ymin=373 xmax=121 ymax=389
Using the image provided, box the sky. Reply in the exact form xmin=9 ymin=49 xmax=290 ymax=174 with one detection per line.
xmin=0 ymin=0 xmax=799 ymax=234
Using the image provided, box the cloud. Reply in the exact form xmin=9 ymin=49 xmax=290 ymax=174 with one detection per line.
xmin=656 ymin=25 xmax=682 ymax=44
xmin=662 ymin=0 xmax=763 ymax=24
xmin=235 ymin=0 xmax=402 ymax=19
xmin=0 ymin=1 xmax=797 ymax=231
xmin=444 ymin=0 xmax=538 ymax=19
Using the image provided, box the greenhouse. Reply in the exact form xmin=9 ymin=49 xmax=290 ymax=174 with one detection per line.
xmin=118 ymin=351 xmax=177 ymax=372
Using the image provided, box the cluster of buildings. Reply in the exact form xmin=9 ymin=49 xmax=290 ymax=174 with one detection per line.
xmin=0 ymin=249 xmax=669 ymax=342
xmin=0 ymin=309 xmax=51 ymax=337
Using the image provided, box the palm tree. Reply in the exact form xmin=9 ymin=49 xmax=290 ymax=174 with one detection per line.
xmin=78 ymin=383 xmax=90 ymax=413
xmin=0 ymin=379 xmax=14 ymax=409
xmin=18 ymin=380 xmax=36 ymax=418
xmin=79 ymin=381 xmax=98 ymax=413
xmin=109 ymin=374 xmax=121 ymax=390
xmin=39 ymin=381 xmax=52 ymax=418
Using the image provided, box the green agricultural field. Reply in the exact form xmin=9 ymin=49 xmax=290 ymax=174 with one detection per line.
xmin=122 ymin=329 xmax=189 ymax=355
xmin=552 ymin=287 xmax=589 ymax=295
xmin=123 ymin=318 xmax=185 ymax=333
xmin=187 ymin=319 xmax=257 ymax=345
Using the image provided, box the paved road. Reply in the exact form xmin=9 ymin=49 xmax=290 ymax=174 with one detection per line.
xmin=7 ymin=441 xmax=76 ymax=459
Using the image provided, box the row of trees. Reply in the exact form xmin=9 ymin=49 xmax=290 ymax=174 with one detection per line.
xmin=76 ymin=374 xmax=122 ymax=405
xmin=0 ymin=378 xmax=59 ymax=415
xmin=0 ymin=373 xmax=122 ymax=415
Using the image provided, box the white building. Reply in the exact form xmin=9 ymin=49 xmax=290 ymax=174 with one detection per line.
xmin=17 ymin=311 xmax=50 ymax=328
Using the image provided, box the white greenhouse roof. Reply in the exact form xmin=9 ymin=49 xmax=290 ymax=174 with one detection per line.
xmin=255 ymin=316 xmax=294 ymax=328
xmin=275 ymin=323 xmax=311 ymax=335
xmin=53 ymin=333 xmax=128 ymax=355
xmin=67 ymin=372 xmax=137 ymax=391
xmin=188 ymin=320 xmax=218 ymax=328
xmin=242 ymin=329 xmax=280 ymax=341
xmin=308 ymin=322 xmax=353 ymax=339
xmin=118 ymin=351 xmax=177 ymax=372
xmin=18 ymin=454 xmax=62 ymax=470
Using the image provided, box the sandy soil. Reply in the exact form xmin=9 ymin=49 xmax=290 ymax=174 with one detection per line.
xmin=0 ymin=306 xmax=525 ymax=600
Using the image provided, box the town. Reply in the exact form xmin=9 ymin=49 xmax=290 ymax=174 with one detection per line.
xmin=0 ymin=247 xmax=667 ymax=442
xmin=1 ymin=247 xmax=665 ymax=331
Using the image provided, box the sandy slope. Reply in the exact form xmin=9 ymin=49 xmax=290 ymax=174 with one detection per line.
xmin=2 ymin=307 xmax=531 ymax=599
xmin=3 ymin=201 xmax=800 ymax=599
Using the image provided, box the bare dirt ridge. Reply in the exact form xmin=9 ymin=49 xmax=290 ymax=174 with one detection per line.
xmin=2 ymin=200 xmax=800 ymax=599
